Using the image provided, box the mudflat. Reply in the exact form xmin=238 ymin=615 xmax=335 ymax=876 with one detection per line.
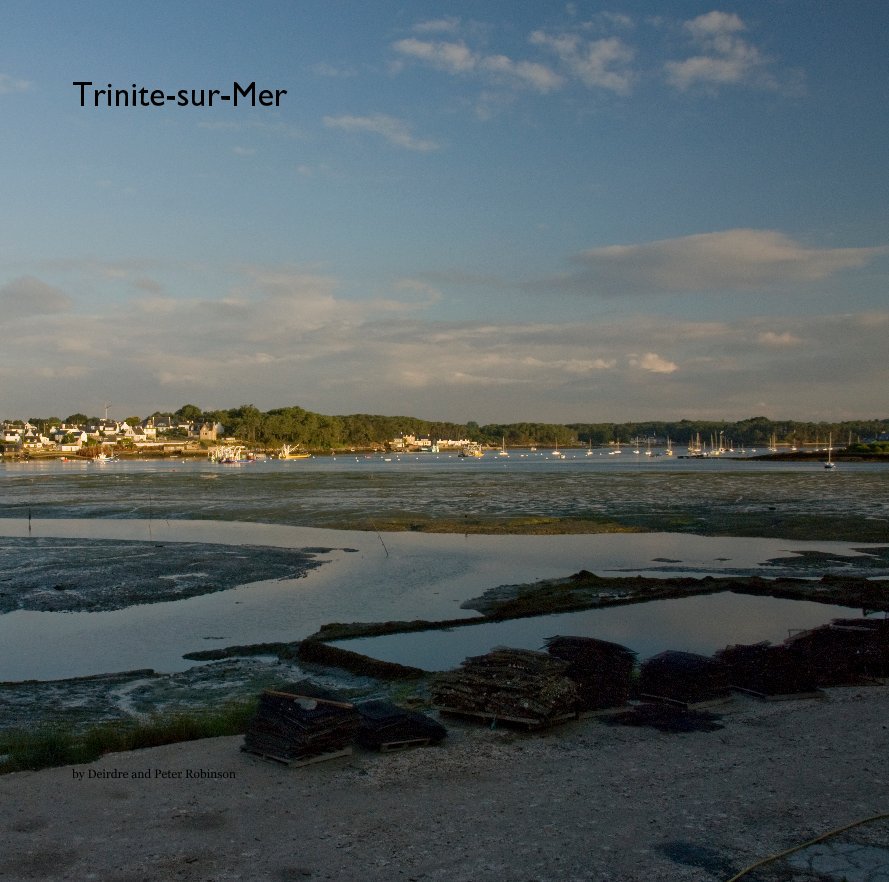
xmin=2 ymin=685 xmax=887 ymax=881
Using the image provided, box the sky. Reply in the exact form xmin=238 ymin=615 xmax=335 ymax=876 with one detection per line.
xmin=1 ymin=1 xmax=887 ymax=424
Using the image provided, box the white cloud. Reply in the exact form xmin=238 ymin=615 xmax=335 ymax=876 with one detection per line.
xmin=0 ymin=276 xmax=73 ymax=318
xmin=393 ymin=38 xmax=477 ymax=74
xmin=598 ymin=12 xmax=634 ymax=30
xmin=757 ymin=330 xmax=801 ymax=346
xmin=132 ymin=276 xmax=164 ymax=295
xmin=521 ymin=355 xmax=617 ymax=373
xmin=529 ymin=31 xmax=635 ymax=94
xmin=666 ymin=11 xmax=778 ymax=92
xmin=323 ymin=113 xmax=439 ymax=151
xmin=687 ymin=10 xmax=746 ymax=38
xmin=133 ymin=295 xmax=177 ymax=314
xmin=629 ymin=352 xmax=679 ymax=373
xmin=396 ymin=13 xmax=808 ymax=104
xmin=392 ymin=37 xmax=563 ymax=93
xmin=393 ymin=278 xmax=443 ymax=306
xmin=0 ymin=74 xmax=32 ymax=94
xmin=571 ymin=229 xmax=887 ymax=294
xmin=481 ymin=53 xmax=565 ymax=93
xmin=3 ymin=261 xmax=887 ymax=422
xmin=413 ymin=17 xmax=461 ymax=35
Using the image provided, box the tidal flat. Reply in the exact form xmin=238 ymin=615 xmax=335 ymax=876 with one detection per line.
xmin=1 ymin=455 xmax=887 ymax=736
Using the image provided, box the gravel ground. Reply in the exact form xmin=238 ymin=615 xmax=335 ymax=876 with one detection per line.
xmin=2 ymin=685 xmax=887 ymax=882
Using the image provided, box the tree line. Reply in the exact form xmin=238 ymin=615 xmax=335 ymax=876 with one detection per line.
xmin=89 ymin=406 xmax=889 ymax=450
xmin=19 ymin=405 xmax=888 ymax=450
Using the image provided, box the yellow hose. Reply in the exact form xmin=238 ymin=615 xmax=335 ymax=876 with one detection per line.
xmin=725 ymin=811 xmax=889 ymax=881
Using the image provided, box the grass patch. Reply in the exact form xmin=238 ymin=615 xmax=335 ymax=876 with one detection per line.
xmin=0 ymin=699 xmax=257 ymax=774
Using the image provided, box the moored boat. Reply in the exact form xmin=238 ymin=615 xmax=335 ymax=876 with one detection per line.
xmin=278 ymin=444 xmax=311 ymax=460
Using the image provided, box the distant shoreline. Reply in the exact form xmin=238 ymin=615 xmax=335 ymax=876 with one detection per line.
xmin=4 ymin=447 xmax=888 ymax=463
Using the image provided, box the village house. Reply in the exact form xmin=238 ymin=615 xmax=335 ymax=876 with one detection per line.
xmin=48 ymin=426 xmax=89 ymax=450
xmin=390 ymin=434 xmax=473 ymax=451
xmin=391 ymin=433 xmax=433 ymax=451
xmin=84 ymin=418 xmax=121 ymax=439
xmin=143 ymin=415 xmax=194 ymax=436
xmin=1 ymin=413 xmax=227 ymax=456
xmin=196 ymin=422 xmax=224 ymax=442
xmin=21 ymin=425 xmax=51 ymax=449
xmin=2 ymin=425 xmax=24 ymax=446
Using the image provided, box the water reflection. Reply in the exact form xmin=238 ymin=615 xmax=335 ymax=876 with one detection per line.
xmin=336 ymin=593 xmax=867 ymax=670
xmin=0 ymin=518 xmax=884 ymax=681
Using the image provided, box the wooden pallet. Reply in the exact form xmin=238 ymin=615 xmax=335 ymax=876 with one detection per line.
xmin=437 ymin=707 xmax=576 ymax=730
xmin=730 ymin=686 xmax=825 ymax=702
xmin=240 ymin=746 xmax=352 ymax=767
xmin=576 ymin=703 xmax=630 ymax=719
xmin=376 ymin=737 xmax=433 ymax=753
xmin=639 ymin=693 xmax=733 ymax=711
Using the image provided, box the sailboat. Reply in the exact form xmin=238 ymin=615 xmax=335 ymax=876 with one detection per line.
xmin=497 ymin=436 xmax=509 ymax=457
xmin=824 ymin=434 xmax=837 ymax=470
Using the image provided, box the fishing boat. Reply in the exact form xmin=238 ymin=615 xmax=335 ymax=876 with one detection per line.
xmin=278 ymin=444 xmax=311 ymax=460
xmin=210 ymin=444 xmax=253 ymax=465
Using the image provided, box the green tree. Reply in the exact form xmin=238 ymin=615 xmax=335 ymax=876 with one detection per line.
xmin=229 ymin=404 xmax=263 ymax=443
xmin=175 ymin=404 xmax=203 ymax=422
xmin=28 ymin=417 xmax=61 ymax=432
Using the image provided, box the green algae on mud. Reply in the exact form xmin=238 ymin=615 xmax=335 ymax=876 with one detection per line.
xmin=460 ymin=569 xmax=889 ymax=619
xmin=0 ymin=657 xmax=392 ymax=744
xmin=330 ymin=514 xmax=644 ymax=535
xmin=0 ymin=538 xmax=328 ymax=613
xmin=322 ymin=511 xmax=888 ymax=543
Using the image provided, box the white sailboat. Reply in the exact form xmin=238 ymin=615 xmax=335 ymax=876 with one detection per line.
xmin=824 ymin=434 xmax=837 ymax=470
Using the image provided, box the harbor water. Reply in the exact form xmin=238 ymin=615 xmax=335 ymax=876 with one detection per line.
xmin=1 ymin=453 xmax=887 ymax=681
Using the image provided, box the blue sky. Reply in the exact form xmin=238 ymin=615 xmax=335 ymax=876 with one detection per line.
xmin=1 ymin=1 xmax=887 ymax=423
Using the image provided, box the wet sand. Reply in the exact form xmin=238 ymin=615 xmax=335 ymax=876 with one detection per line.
xmin=2 ymin=685 xmax=887 ymax=881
